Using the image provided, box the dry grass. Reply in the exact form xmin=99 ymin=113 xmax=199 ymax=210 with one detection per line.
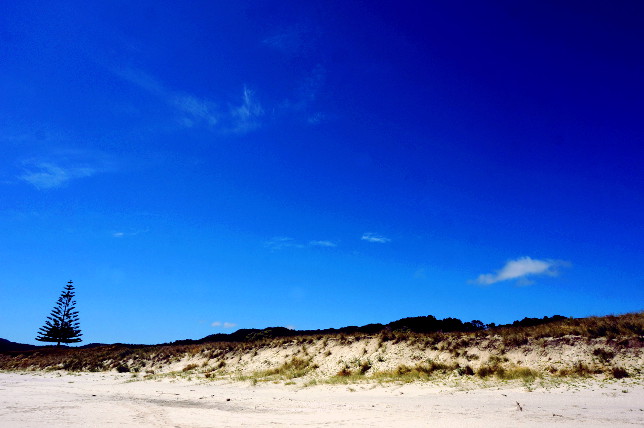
xmin=257 ymin=357 xmax=318 ymax=379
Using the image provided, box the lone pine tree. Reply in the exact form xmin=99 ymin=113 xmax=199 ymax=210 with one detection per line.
xmin=36 ymin=280 xmax=82 ymax=346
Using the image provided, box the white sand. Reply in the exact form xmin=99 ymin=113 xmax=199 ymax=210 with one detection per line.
xmin=1 ymin=372 xmax=642 ymax=427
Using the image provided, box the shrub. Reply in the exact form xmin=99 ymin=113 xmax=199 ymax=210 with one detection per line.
xmin=359 ymin=360 xmax=372 ymax=375
xmin=336 ymin=367 xmax=352 ymax=377
xmin=395 ymin=365 xmax=412 ymax=376
xmin=611 ymin=367 xmax=629 ymax=379
xmin=477 ymin=365 xmax=502 ymax=378
xmin=457 ymin=365 xmax=474 ymax=376
xmin=498 ymin=367 xmax=538 ymax=381
xmin=592 ymin=348 xmax=615 ymax=364
xmin=557 ymin=362 xmax=598 ymax=377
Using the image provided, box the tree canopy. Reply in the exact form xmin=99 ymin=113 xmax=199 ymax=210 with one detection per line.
xmin=36 ymin=280 xmax=82 ymax=346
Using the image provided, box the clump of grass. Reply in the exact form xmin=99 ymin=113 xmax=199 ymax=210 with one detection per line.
xmin=457 ymin=365 xmax=474 ymax=376
xmin=499 ymin=367 xmax=539 ymax=381
xmin=359 ymin=360 xmax=372 ymax=375
xmin=369 ymin=360 xmax=460 ymax=383
xmin=476 ymin=365 xmax=500 ymax=378
xmin=182 ymin=363 xmax=198 ymax=372
xmin=610 ymin=367 xmax=629 ymax=379
xmin=488 ymin=355 xmax=509 ymax=364
xmin=477 ymin=364 xmax=538 ymax=380
xmin=336 ymin=366 xmax=352 ymax=377
xmin=556 ymin=361 xmax=600 ymax=377
xmin=257 ymin=357 xmax=317 ymax=380
xmin=592 ymin=348 xmax=615 ymax=364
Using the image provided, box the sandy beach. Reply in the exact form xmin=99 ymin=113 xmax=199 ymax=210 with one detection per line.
xmin=1 ymin=372 xmax=642 ymax=427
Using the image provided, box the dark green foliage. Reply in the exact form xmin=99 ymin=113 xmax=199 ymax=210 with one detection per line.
xmin=508 ymin=315 xmax=567 ymax=328
xmin=35 ymin=281 xmax=82 ymax=346
xmin=387 ymin=315 xmax=486 ymax=334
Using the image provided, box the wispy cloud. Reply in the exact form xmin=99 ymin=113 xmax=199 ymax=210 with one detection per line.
xmin=211 ymin=321 xmax=237 ymax=329
xmin=172 ymin=93 xmax=219 ymax=127
xmin=229 ymin=86 xmax=264 ymax=133
xmin=264 ymin=236 xmax=304 ymax=251
xmin=309 ymin=240 xmax=337 ymax=247
xmin=361 ymin=232 xmax=391 ymax=243
xmin=19 ymin=150 xmax=114 ymax=190
xmin=112 ymin=229 xmax=148 ymax=238
xmin=19 ymin=162 xmax=95 ymax=189
xmin=472 ymin=256 xmax=570 ymax=285
xmin=114 ymin=67 xmax=262 ymax=133
xmin=265 ymin=236 xmax=338 ymax=250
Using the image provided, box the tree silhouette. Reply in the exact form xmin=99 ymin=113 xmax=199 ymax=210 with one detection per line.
xmin=36 ymin=280 xmax=82 ymax=346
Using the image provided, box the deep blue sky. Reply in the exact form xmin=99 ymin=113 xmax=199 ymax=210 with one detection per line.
xmin=1 ymin=1 xmax=642 ymax=345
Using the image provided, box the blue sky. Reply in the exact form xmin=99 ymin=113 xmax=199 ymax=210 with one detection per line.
xmin=1 ymin=1 xmax=642 ymax=345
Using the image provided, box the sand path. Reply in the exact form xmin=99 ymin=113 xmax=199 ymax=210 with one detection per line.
xmin=0 ymin=372 xmax=642 ymax=427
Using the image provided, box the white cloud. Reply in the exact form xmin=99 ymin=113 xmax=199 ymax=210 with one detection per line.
xmin=172 ymin=93 xmax=219 ymax=127
xmin=111 ymin=229 xmax=148 ymax=238
xmin=309 ymin=240 xmax=337 ymax=247
xmin=114 ymin=67 xmax=262 ymax=133
xmin=19 ymin=161 xmax=96 ymax=189
xmin=211 ymin=321 xmax=237 ymax=329
xmin=264 ymin=236 xmax=303 ymax=251
xmin=229 ymin=86 xmax=264 ymax=133
xmin=361 ymin=232 xmax=391 ymax=243
xmin=265 ymin=236 xmax=339 ymax=250
xmin=473 ymin=257 xmax=570 ymax=285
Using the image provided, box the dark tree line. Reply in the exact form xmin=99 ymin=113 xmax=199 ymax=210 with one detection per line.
xmin=170 ymin=314 xmax=568 ymax=345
